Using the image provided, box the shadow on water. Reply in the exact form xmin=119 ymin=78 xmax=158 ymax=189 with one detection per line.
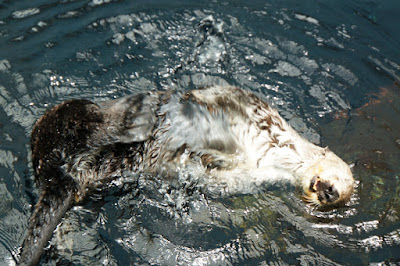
xmin=0 ymin=0 xmax=399 ymax=265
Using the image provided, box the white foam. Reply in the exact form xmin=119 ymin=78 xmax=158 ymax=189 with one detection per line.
xmin=112 ymin=33 xmax=125 ymax=45
xmin=90 ymin=0 xmax=111 ymax=6
xmin=294 ymin=14 xmax=319 ymax=25
xmin=269 ymin=61 xmax=302 ymax=77
xmin=0 ymin=60 xmax=11 ymax=72
xmin=12 ymin=8 xmax=40 ymax=19
xmin=322 ymin=63 xmax=358 ymax=86
xmin=0 ymin=150 xmax=16 ymax=170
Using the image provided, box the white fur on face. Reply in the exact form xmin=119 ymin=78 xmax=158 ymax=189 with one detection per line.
xmin=299 ymin=151 xmax=354 ymax=207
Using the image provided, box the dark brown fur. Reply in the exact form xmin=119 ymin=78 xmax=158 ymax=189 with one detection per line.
xmin=21 ymin=100 xmax=103 ymax=266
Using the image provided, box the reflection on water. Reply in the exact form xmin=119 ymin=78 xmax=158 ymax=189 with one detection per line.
xmin=0 ymin=0 xmax=399 ymax=265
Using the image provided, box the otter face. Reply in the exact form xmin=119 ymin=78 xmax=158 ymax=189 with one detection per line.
xmin=300 ymin=155 xmax=354 ymax=208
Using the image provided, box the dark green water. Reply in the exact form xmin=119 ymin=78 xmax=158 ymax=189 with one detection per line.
xmin=0 ymin=0 xmax=399 ymax=265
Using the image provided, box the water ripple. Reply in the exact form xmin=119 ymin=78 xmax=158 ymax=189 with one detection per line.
xmin=0 ymin=0 xmax=399 ymax=265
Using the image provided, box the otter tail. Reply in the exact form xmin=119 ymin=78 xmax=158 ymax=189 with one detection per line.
xmin=18 ymin=177 xmax=76 ymax=266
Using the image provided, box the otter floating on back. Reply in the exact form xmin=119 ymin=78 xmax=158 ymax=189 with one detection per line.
xmin=19 ymin=86 xmax=354 ymax=265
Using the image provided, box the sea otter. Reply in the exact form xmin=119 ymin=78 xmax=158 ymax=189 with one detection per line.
xmin=18 ymin=86 xmax=354 ymax=265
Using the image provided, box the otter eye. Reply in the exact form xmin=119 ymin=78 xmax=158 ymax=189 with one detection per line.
xmin=309 ymin=176 xmax=319 ymax=192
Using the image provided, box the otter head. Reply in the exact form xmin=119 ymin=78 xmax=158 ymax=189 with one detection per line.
xmin=299 ymin=151 xmax=354 ymax=209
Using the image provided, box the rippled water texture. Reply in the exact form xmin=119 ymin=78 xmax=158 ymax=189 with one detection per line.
xmin=0 ymin=0 xmax=399 ymax=265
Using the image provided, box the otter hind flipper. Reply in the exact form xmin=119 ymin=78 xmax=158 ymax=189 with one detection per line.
xmin=19 ymin=178 xmax=75 ymax=266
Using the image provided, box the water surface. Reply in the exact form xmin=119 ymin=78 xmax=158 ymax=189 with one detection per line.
xmin=0 ymin=0 xmax=399 ymax=265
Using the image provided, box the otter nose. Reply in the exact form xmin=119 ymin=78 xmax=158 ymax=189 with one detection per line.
xmin=310 ymin=176 xmax=339 ymax=203
xmin=319 ymin=183 xmax=339 ymax=203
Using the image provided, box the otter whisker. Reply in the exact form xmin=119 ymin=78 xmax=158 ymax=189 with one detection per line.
xmin=302 ymin=193 xmax=321 ymax=208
